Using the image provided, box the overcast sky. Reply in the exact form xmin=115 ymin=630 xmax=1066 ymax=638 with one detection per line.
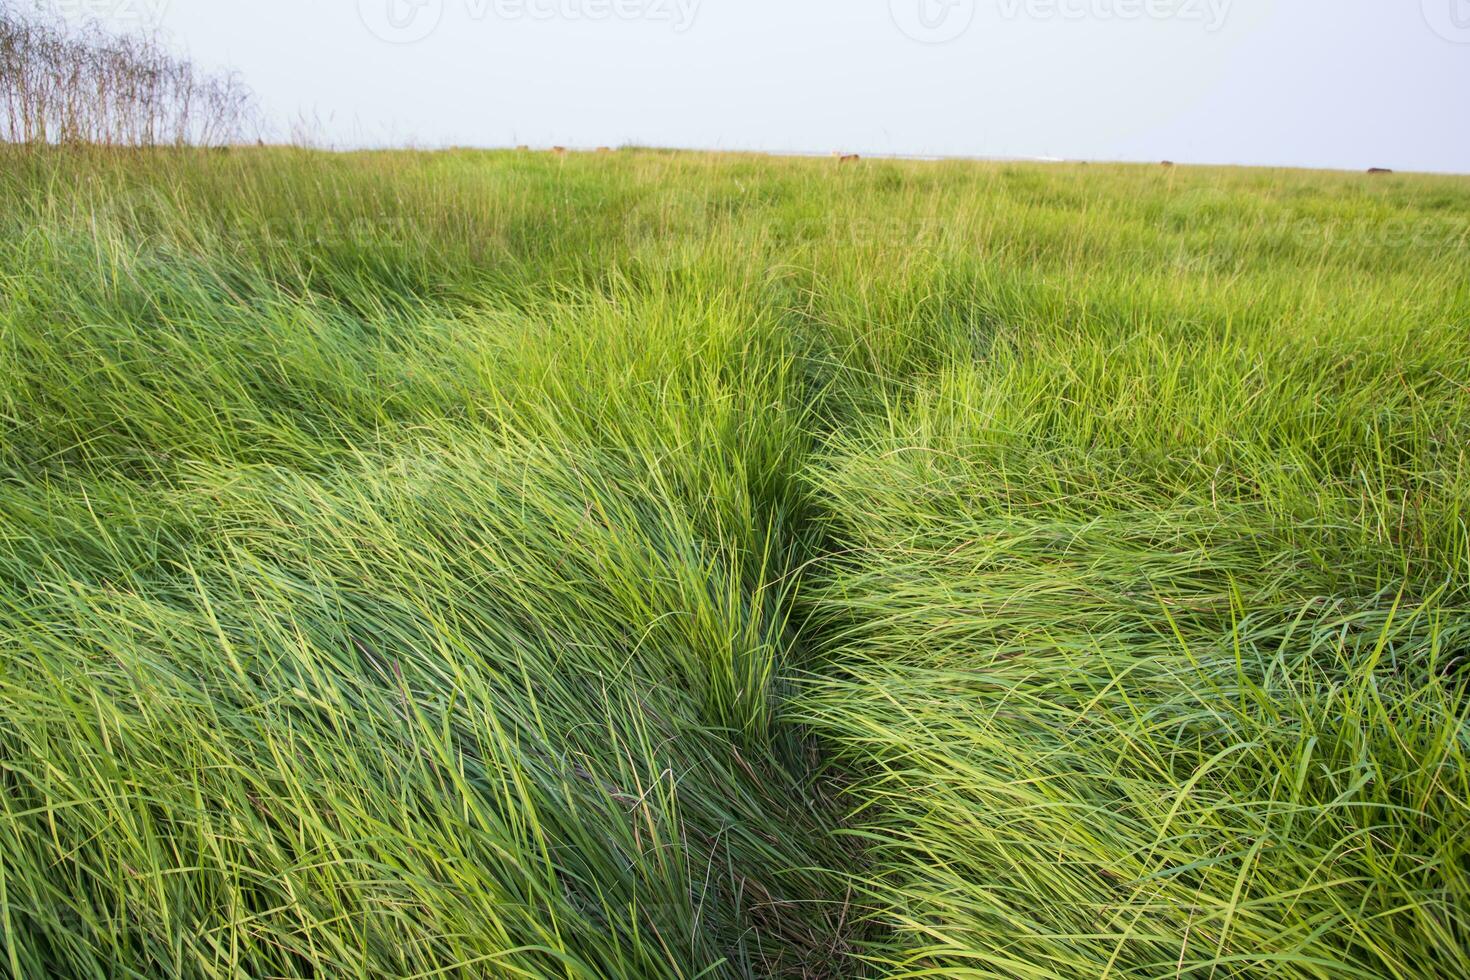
xmin=47 ymin=0 xmax=1470 ymax=172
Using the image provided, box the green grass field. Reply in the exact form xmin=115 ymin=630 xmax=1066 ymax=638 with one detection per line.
xmin=1 ymin=147 xmax=1468 ymax=978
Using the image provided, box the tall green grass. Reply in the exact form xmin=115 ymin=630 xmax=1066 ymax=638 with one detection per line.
xmin=1 ymin=146 xmax=1467 ymax=977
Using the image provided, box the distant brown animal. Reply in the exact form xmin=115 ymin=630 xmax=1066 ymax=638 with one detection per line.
xmin=1367 ymin=167 xmax=1393 ymax=174
xmin=551 ymin=146 xmax=567 ymax=156
xmin=1161 ymin=160 xmax=1174 ymax=167
xmin=596 ymin=146 xmax=613 ymax=153
xmin=838 ymin=154 xmax=860 ymax=164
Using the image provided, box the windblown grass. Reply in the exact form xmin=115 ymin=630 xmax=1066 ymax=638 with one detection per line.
xmin=1 ymin=146 xmax=1467 ymax=977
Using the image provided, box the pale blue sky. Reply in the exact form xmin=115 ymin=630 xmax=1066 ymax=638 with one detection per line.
xmin=48 ymin=0 xmax=1470 ymax=172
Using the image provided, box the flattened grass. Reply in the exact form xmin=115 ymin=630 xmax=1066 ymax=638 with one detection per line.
xmin=1 ymin=146 xmax=1467 ymax=977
